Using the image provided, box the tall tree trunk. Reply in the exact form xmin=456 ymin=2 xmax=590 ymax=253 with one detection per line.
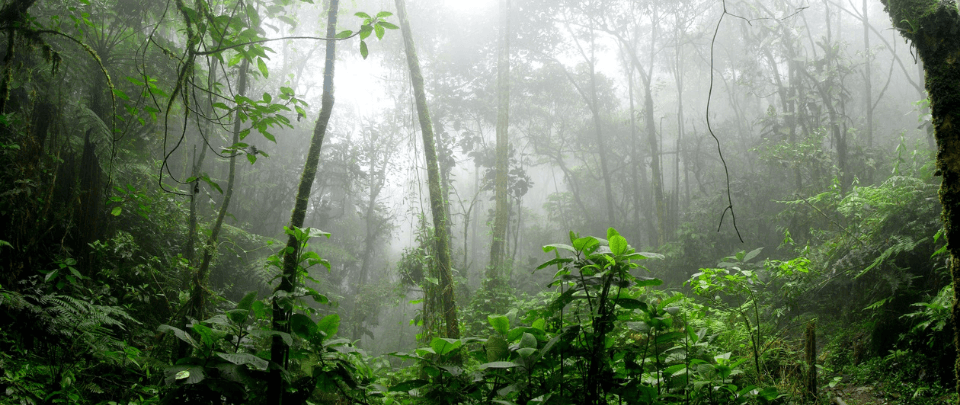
xmin=880 ymin=2 xmax=960 ymax=402
xmin=395 ymin=0 xmax=460 ymax=340
xmin=627 ymin=63 xmax=644 ymax=247
xmin=187 ymin=58 xmax=248 ymax=323
xmin=862 ymin=0 xmax=873 ymax=147
xmin=186 ymin=59 xmax=217 ymax=265
xmin=267 ymin=1 xmax=339 ymax=402
xmin=488 ymin=0 xmax=511 ymax=280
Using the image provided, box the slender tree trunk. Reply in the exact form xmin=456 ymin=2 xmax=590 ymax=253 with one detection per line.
xmin=880 ymin=2 xmax=960 ymax=403
xmin=862 ymin=0 xmax=873 ymax=147
xmin=627 ymin=63 xmax=643 ymax=246
xmin=489 ymin=0 xmax=511 ymax=280
xmin=267 ymin=1 xmax=339 ymax=402
xmin=187 ymin=58 xmax=248 ymax=323
xmin=186 ymin=59 xmax=216 ymax=265
xmin=395 ymin=0 xmax=460 ymax=340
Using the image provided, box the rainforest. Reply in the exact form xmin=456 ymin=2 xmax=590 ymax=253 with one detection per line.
xmin=1 ymin=0 xmax=959 ymax=404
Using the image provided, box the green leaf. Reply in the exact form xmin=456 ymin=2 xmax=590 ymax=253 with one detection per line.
xmin=215 ymin=352 xmax=268 ymax=371
xmin=359 ymin=41 xmax=369 ymax=59
xmin=477 ymin=361 xmax=518 ymax=369
xmin=359 ymin=24 xmax=373 ymax=40
xmin=389 ymin=379 xmax=428 ymax=392
xmin=488 ymin=315 xmax=510 ymax=335
xmin=355 ymin=12 xmax=372 ymax=19
xmin=336 ymin=30 xmax=353 ymax=39
xmin=609 ymin=235 xmax=628 ymax=256
xmin=536 ymin=257 xmax=572 ymax=270
xmin=290 ymin=313 xmax=316 ymax=339
xmin=375 ymin=23 xmax=385 ymax=40
xmin=317 ymin=313 xmax=340 ymax=339
xmin=200 ymin=175 xmax=222 ymax=194
xmin=430 ymin=337 xmax=462 ymax=356
xmin=485 ymin=335 xmax=508 ymax=361
xmin=111 ymin=206 xmax=122 ymax=216
xmin=257 ymin=57 xmax=268 ymax=78
xmin=246 ymin=153 xmax=257 ymax=164
xmin=378 ymin=21 xmax=399 ymax=30
xmin=375 ymin=11 xmax=393 ymax=18
xmin=742 ymin=247 xmax=763 ymax=263
xmin=236 ymin=291 xmax=257 ymax=311
xmin=615 ymin=298 xmax=647 ymax=310
xmin=226 ymin=309 xmax=249 ymax=324
xmin=112 ymin=88 xmax=130 ymax=101
xmin=158 ymin=325 xmax=198 ymax=349
xmin=520 ymin=332 xmax=537 ymax=349
xmin=606 ymin=228 xmax=620 ymax=239
xmin=542 ymin=244 xmax=575 ymax=254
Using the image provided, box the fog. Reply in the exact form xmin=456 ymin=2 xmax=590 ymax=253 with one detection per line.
xmin=1 ymin=0 xmax=951 ymax=401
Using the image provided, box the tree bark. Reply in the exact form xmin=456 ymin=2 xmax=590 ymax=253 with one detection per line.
xmin=395 ymin=0 xmax=460 ymax=340
xmin=879 ymin=1 xmax=960 ymax=402
xmin=267 ymin=0 xmax=340 ymax=402
xmin=488 ymin=0 xmax=511 ymax=280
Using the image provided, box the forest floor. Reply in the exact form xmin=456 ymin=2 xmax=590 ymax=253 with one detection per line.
xmin=827 ymin=385 xmax=888 ymax=404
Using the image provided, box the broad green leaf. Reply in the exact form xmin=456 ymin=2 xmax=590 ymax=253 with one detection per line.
xmin=742 ymin=247 xmax=763 ymax=263
xmin=477 ymin=361 xmax=518 ymax=369
xmin=542 ymin=244 xmax=575 ymax=254
xmin=488 ymin=315 xmax=509 ymax=335
xmin=158 ymin=324 xmax=198 ymax=348
xmin=520 ymin=332 xmax=537 ymax=349
xmin=236 ymin=291 xmax=257 ymax=311
xmin=635 ymin=277 xmax=663 ymax=288
xmin=317 ymin=313 xmax=340 ymax=338
xmin=355 ymin=11 xmax=372 ymax=19
xmin=290 ymin=313 xmax=316 ymax=339
xmin=111 ymin=207 xmax=122 ymax=216
xmin=359 ymin=41 xmax=369 ymax=59
xmin=609 ymin=235 xmax=628 ymax=256
xmin=375 ymin=11 xmax=393 ymax=18
xmin=216 ymin=352 xmax=268 ymax=371
xmin=375 ymin=24 xmax=385 ymax=40
xmin=389 ymin=379 xmax=428 ymax=392
xmin=226 ymin=309 xmax=249 ymax=324
xmin=614 ymin=298 xmax=647 ymax=310
xmin=430 ymin=337 xmax=462 ymax=356
xmin=336 ymin=30 xmax=353 ymax=39
xmin=485 ymin=335 xmax=508 ymax=361
xmin=606 ymin=227 xmax=620 ymax=239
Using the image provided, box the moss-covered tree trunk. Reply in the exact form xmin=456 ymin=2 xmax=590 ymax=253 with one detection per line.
xmin=880 ymin=1 xmax=960 ymax=401
xmin=395 ymin=0 xmax=460 ymax=339
xmin=488 ymin=0 xmax=511 ymax=280
xmin=267 ymin=0 xmax=340 ymax=402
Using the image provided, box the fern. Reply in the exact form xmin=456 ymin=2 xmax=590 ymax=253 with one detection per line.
xmin=2 ymin=288 xmax=139 ymax=354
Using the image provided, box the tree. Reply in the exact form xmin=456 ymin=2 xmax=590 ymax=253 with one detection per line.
xmin=879 ymin=0 xmax=960 ymax=400
xmin=268 ymin=0 xmax=340 ymax=402
xmin=488 ymin=0 xmax=511 ymax=280
xmin=394 ymin=0 xmax=460 ymax=340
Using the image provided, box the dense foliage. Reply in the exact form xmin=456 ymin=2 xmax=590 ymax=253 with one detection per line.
xmin=0 ymin=0 xmax=957 ymax=404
